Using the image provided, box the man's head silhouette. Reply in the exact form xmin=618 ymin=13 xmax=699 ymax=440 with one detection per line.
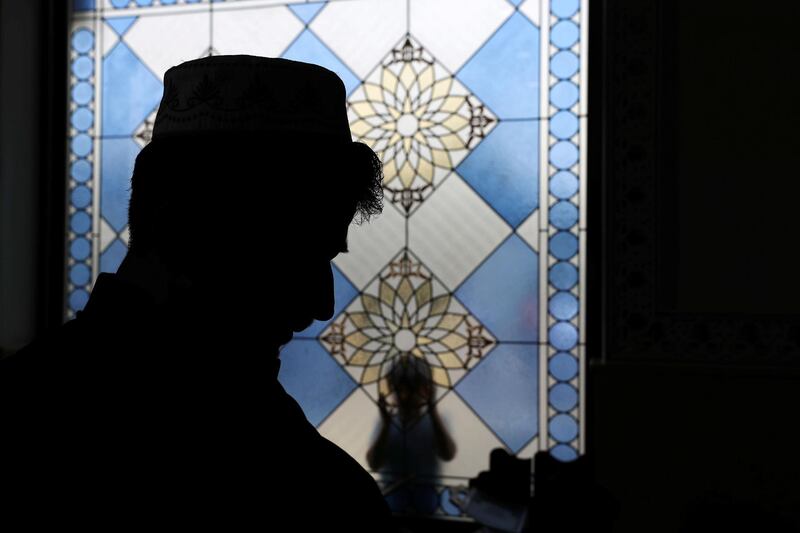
xmin=121 ymin=56 xmax=383 ymax=357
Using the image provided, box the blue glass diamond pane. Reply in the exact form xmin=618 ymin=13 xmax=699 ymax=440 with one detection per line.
xmin=455 ymin=344 xmax=538 ymax=452
xmin=278 ymin=339 xmax=356 ymax=427
xmin=106 ymin=16 xmax=138 ymax=37
xmin=100 ymin=238 xmax=128 ymax=274
xmin=289 ymin=3 xmax=326 ymax=25
xmin=456 ymin=235 xmax=538 ymax=342
xmin=457 ymin=12 xmax=539 ymax=119
xmin=282 ymin=30 xmax=359 ymax=96
xmin=101 ymin=138 xmax=139 ymax=232
xmin=457 ymin=120 xmax=538 ymax=228
xmin=102 ymin=41 xmax=162 ymax=136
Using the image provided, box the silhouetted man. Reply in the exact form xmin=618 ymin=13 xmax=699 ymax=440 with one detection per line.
xmin=1 ymin=56 xmax=393 ymax=530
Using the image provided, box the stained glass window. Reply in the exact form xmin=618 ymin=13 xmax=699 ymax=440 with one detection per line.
xmin=67 ymin=0 xmax=587 ymax=520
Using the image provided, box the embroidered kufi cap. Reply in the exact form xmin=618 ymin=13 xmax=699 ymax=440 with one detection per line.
xmin=151 ymin=55 xmax=352 ymax=143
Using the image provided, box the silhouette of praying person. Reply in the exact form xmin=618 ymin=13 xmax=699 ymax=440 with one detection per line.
xmin=0 ymin=56 xmax=395 ymax=531
xmin=367 ymin=356 xmax=456 ymax=483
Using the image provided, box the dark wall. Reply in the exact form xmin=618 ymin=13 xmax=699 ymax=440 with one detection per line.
xmin=0 ymin=0 xmax=67 ymax=355
xmin=590 ymin=1 xmax=800 ymax=531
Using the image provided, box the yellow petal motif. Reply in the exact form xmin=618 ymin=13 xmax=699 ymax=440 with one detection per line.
xmin=379 ymin=280 xmax=395 ymax=306
xmin=362 ymin=294 xmax=382 ymax=316
xmin=431 ymin=367 xmax=450 ymax=387
xmin=397 ymin=277 xmax=414 ymax=303
xmin=438 ymin=351 xmax=463 ymax=369
xmin=362 ymin=365 xmax=381 ymax=384
xmin=415 ymin=280 xmax=432 ymax=308
xmin=429 ymin=295 xmax=449 ymax=316
xmin=349 ymin=349 xmax=373 ymax=366
xmin=346 ymin=331 xmax=370 ymax=348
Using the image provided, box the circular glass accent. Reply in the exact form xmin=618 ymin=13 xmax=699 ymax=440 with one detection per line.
xmin=550 ymin=51 xmax=579 ymax=79
xmin=394 ymin=329 xmax=416 ymax=351
xmin=552 ymin=0 xmax=580 ymax=18
xmin=136 ymin=0 xmax=153 ymax=6
xmin=440 ymin=488 xmax=462 ymax=516
xmin=71 ymin=186 xmax=91 ymax=208
xmin=550 ymin=444 xmax=579 ymax=462
xmin=71 ymin=82 xmax=93 ymax=105
xmin=70 ymin=263 xmax=91 ymax=286
xmin=396 ymin=114 xmax=419 ymax=136
xmin=549 ymin=231 xmax=578 ymax=260
xmin=549 ymin=322 xmax=578 ymax=351
xmin=161 ymin=0 xmax=177 ymax=3
xmin=550 ymin=81 xmax=579 ymax=109
xmin=70 ymin=211 xmax=91 ymax=234
xmin=70 ymin=159 xmax=92 ymax=183
xmin=70 ymin=237 xmax=91 ymax=261
xmin=549 ymin=413 xmax=579 ymax=442
xmin=550 ymin=110 xmax=579 ymax=139
xmin=549 ymin=352 xmax=579 ymax=381
xmin=71 ymin=29 xmax=94 ymax=54
xmin=549 ymin=200 xmax=578 ymax=230
xmin=549 ymin=291 xmax=578 ymax=321
xmin=549 ymin=261 xmax=578 ymax=290
xmin=71 ymin=134 xmax=92 ymax=157
xmin=69 ymin=289 xmax=90 ymax=311
xmin=549 ymin=140 xmax=578 ymax=169
xmin=549 ymin=383 xmax=579 ymax=412
xmin=111 ymin=0 xmax=130 ymax=7
xmin=71 ymin=108 xmax=93 ymax=132
xmin=71 ymin=56 xmax=94 ymax=80
xmin=551 ymin=20 xmax=580 ymax=49
xmin=550 ymin=170 xmax=578 ymax=199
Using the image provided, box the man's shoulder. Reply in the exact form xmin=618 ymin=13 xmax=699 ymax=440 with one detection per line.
xmin=0 ymin=318 xmax=90 ymax=378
